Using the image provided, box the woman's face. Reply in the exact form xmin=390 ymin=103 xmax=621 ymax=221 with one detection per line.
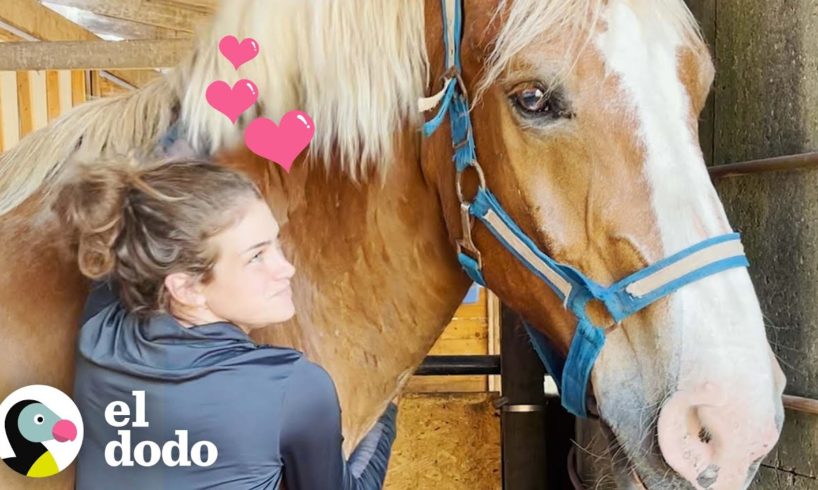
xmin=201 ymin=198 xmax=296 ymax=331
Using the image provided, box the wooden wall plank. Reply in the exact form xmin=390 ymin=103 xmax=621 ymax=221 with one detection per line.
xmin=99 ymin=76 xmax=127 ymax=97
xmin=46 ymin=70 xmax=61 ymax=122
xmin=57 ymin=70 xmax=72 ymax=114
xmin=15 ymin=71 xmax=32 ymax=137
xmin=408 ymin=286 xmax=491 ymax=393
xmin=487 ymin=290 xmax=501 ymax=393
xmin=0 ymin=78 xmax=4 ymax=152
xmin=28 ymin=70 xmax=48 ymax=131
xmin=405 ymin=375 xmax=486 ymax=393
xmin=89 ymin=70 xmax=101 ymax=98
xmin=71 ymin=70 xmax=86 ymax=106
xmin=0 ymin=71 xmax=19 ymax=150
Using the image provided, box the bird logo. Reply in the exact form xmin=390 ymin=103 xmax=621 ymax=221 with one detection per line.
xmin=0 ymin=385 xmax=83 ymax=478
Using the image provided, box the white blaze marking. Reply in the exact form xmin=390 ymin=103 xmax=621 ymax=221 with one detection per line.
xmin=595 ymin=2 xmax=728 ymax=252
xmin=593 ymin=2 xmax=772 ymax=390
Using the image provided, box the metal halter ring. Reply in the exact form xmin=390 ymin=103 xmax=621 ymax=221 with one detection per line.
xmin=455 ymin=162 xmax=487 ymax=204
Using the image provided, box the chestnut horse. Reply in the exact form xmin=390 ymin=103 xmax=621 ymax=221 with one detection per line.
xmin=0 ymin=0 xmax=785 ymax=488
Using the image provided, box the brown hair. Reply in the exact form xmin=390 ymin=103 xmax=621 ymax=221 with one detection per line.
xmin=54 ymin=157 xmax=262 ymax=318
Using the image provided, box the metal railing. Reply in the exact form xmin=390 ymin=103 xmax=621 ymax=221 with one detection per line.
xmin=709 ymin=151 xmax=818 ymax=179
xmin=418 ymin=355 xmax=818 ymax=415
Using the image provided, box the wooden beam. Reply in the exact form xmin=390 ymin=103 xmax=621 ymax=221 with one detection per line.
xmin=154 ymin=0 xmax=216 ymax=13
xmin=0 ymin=39 xmax=192 ymax=70
xmin=0 ymin=0 xmax=159 ymax=87
xmin=42 ymin=2 xmax=190 ymax=40
xmin=42 ymin=0 xmax=209 ymax=32
xmin=98 ymin=76 xmax=128 ymax=96
xmin=0 ymin=27 xmax=21 ymax=41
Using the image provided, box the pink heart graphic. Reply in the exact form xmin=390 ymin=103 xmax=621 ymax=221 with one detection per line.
xmin=245 ymin=111 xmax=315 ymax=172
xmin=205 ymin=79 xmax=258 ymax=124
xmin=218 ymin=35 xmax=259 ymax=70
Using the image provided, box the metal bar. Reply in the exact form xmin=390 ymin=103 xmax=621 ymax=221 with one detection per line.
xmin=784 ymin=394 xmax=818 ymax=415
xmin=709 ymin=151 xmax=818 ymax=179
xmin=414 ymin=361 xmax=818 ymax=417
xmin=416 ymin=355 xmax=500 ymax=375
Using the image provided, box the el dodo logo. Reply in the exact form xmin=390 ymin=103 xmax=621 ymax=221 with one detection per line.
xmin=0 ymin=385 xmax=83 ymax=478
xmin=105 ymin=391 xmax=218 ymax=467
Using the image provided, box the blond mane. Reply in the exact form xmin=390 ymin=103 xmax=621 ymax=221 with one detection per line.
xmin=0 ymin=0 xmax=703 ymax=217
xmin=176 ymin=0 xmax=429 ymax=182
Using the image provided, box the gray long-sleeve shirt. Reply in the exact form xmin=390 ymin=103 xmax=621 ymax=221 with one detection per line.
xmin=73 ymin=281 xmax=397 ymax=489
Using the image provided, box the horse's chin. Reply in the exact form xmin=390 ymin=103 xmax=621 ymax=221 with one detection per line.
xmin=597 ymin=419 xmax=650 ymax=489
xmin=596 ymin=417 xmax=698 ymax=490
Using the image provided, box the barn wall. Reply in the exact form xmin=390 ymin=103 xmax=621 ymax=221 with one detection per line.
xmin=704 ymin=1 xmax=818 ymax=486
xmin=0 ymin=68 xmax=129 ymax=153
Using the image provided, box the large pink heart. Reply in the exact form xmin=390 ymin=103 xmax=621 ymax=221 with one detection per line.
xmin=245 ymin=111 xmax=315 ymax=172
xmin=218 ymin=35 xmax=259 ymax=70
xmin=205 ymin=79 xmax=258 ymax=124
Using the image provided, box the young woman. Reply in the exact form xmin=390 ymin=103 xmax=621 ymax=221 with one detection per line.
xmin=56 ymin=158 xmax=398 ymax=489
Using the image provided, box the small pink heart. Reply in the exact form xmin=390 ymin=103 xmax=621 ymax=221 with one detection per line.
xmin=205 ymin=79 xmax=258 ymax=124
xmin=245 ymin=111 xmax=315 ymax=172
xmin=218 ymin=35 xmax=259 ymax=70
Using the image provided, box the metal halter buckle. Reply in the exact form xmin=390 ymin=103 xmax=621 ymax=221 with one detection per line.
xmin=456 ymin=202 xmax=482 ymax=269
xmin=455 ymin=164 xmax=487 ymax=269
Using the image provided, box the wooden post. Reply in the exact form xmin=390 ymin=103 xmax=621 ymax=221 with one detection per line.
xmin=500 ymin=306 xmax=575 ymax=489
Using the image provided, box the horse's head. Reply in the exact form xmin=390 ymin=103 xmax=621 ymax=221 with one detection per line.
xmin=423 ymin=0 xmax=786 ymax=487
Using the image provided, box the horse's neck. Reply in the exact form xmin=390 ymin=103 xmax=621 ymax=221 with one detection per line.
xmin=232 ymin=135 xmax=472 ymax=450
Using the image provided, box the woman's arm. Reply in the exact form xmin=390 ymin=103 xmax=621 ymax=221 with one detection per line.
xmin=280 ymin=361 xmax=398 ymax=490
xmin=80 ymin=279 xmax=120 ymax=324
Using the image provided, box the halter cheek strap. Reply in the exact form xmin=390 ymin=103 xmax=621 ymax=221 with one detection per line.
xmin=419 ymin=0 xmax=750 ymax=418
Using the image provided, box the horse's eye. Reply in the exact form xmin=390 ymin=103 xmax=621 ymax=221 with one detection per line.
xmin=515 ymin=85 xmax=550 ymax=113
xmin=509 ymin=82 xmax=572 ymax=120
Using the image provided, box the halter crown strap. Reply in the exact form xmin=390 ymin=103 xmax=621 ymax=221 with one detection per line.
xmin=418 ymin=0 xmax=750 ymax=418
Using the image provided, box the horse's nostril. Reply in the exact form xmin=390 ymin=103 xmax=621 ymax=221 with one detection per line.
xmin=696 ymin=464 xmax=719 ymax=488
xmin=657 ymin=384 xmax=780 ymax=488
xmin=698 ymin=426 xmax=713 ymax=444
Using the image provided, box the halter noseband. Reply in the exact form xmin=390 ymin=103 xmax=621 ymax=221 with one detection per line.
xmin=418 ymin=0 xmax=750 ymax=417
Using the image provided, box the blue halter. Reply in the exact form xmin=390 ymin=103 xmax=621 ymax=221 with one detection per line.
xmin=420 ymin=0 xmax=750 ymax=417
